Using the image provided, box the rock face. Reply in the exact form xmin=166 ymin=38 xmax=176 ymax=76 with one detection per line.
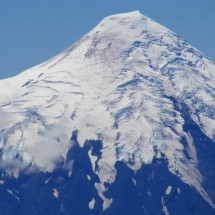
xmin=0 ymin=11 xmax=214 ymax=215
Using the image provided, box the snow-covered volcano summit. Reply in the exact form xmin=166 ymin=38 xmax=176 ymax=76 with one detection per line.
xmin=0 ymin=11 xmax=215 ymax=211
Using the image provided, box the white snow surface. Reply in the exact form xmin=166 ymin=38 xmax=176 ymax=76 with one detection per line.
xmin=53 ymin=188 xmax=59 ymax=198
xmin=89 ymin=198 xmax=95 ymax=209
xmin=165 ymin=186 xmax=172 ymax=195
xmin=0 ymin=11 xmax=215 ymax=207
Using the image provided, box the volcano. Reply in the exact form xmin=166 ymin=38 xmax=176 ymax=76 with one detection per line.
xmin=0 ymin=11 xmax=215 ymax=215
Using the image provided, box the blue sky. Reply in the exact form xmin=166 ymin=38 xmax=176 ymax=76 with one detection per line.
xmin=0 ymin=0 xmax=214 ymax=79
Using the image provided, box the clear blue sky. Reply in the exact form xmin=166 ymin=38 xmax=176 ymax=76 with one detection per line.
xmin=0 ymin=0 xmax=214 ymax=79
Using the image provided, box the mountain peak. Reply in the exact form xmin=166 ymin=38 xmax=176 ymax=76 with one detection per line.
xmin=96 ymin=10 xmax=160 ymax=32
xmin=104 ymin=10 xmax=143 ymax=19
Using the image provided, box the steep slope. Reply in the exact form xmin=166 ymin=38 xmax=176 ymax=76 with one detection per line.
xmin=0 ymin=11 xmax=215 ymax=214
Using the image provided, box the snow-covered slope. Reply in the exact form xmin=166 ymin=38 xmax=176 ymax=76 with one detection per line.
xmin=0 ymin=11 xmax=215 ymax=208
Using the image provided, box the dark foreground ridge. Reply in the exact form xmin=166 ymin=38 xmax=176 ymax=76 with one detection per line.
xmin=0 ymin=127 xmax=214 ymax=215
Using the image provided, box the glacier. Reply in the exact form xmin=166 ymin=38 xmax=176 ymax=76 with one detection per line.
xmin=0 ymin=11 xmax=215 ymax=213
